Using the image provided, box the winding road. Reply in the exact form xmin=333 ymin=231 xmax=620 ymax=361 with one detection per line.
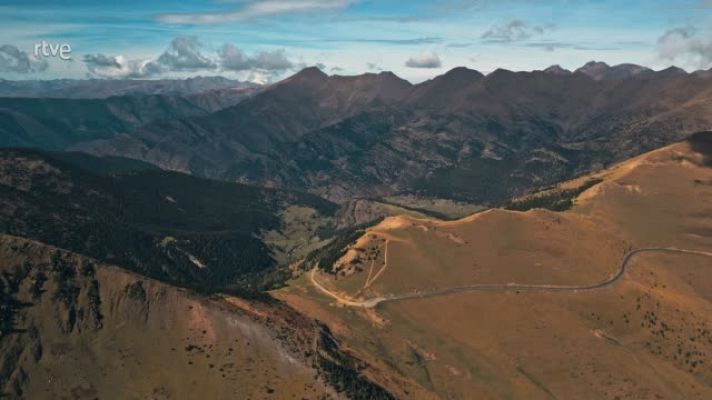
xmin=309 ymin=247 xmax=712 ymax=308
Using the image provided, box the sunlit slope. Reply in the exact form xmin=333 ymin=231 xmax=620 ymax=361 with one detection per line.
xmin=317 ymin=210 xmax=628 ymax=300
xmin=278 ymin=132 xmax=712 ymax=399
xmin=310 ymin=133 xmax=712 ymax=302
xmin=574 ymin=132 xmax=712 ymax=249
xmin=367 ymin=250 xmax=712 ymax=399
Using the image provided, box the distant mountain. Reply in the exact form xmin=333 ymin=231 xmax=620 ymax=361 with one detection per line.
xmin=0 ymin=148 xmax=337 ymax=292
xmin=661 ymin=66 xmax=690 ymax=78
xmin=0 ymin=81 xmax=263 ymax=150
xmin=406 ymin=66 xmax=484 ymax=108
xmin=0 ymin=76 xmax=259 ymax=99
xmin=574 ymin=61 xmax=653 ymax=80
xmin=67 ymin=63 xmax=712 ymax=204
xmin=71 ymin=68 xmax=415 ymax=180
xmin=7 ymin=62 xmax=712 ymax=205
xmin=184 ymin=85 xmax=259 ymax=111
xmin=0 ymin=95 xmax=215 ymax=149
xmin=543 ymin=64 xmax=572 ymax=75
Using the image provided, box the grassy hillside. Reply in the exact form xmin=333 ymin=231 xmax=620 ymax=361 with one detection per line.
xmin=503 ymin=178 xmax=603 ymax=211
xmin=278 ymin=133 xmax=712 ymax=399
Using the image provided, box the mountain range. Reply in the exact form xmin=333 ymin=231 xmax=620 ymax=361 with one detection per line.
xmin=3 ymin=62 xmax=712 ymax=399
xmin=0 ymin=76 xmax=258 ymax=99
xmin=44 ymin=61 xmax=712 ymax=204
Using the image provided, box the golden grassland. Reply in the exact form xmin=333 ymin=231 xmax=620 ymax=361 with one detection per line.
xmin=276 ymin=135 xmax=712 ymax=399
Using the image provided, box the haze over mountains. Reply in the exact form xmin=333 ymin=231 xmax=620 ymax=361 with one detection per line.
xmin=0 ymin=76 xmax=258 ymax=99
xmin=0 ymin=78 xmax=262 ymax=150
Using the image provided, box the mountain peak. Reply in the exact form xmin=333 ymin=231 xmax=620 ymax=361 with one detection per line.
xmin=330 ymin=70 xmax=412 ymax=90
xmin=406 ymin=67 xmax=482 ymax=107
xmin=582 ymin=60 xmax=609 ymax=67
xmin=611 ymin=63 xmax=654 ymax=78
xmin=412 ymin=67 xmax=482 ymax=88
xmin=287 ymin=66 xmax=329 ymax=83
xmin=574 ymin=61 xmax=654 ymax=80
xmin=442 ymin=67 xmax=485 ymax=80
xmin=486 ymin=68 xmax=516 ymax=79
xmin=374 ymin=70 xmax=411 ymax=85
xmin=377 ymin=70 xmax=399 ymax=78
xmin=660 ymin=66 xmax=688 ymax=77
xmin=574 ymin=61 xmax=611 ymax=80
xmin=543 ymin=64 xmax=572 ymax=75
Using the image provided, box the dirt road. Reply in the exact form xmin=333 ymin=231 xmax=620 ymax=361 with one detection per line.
xmin=309 ymin=247 xmax=712 ymax=308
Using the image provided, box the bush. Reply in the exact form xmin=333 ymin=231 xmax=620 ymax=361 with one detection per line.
xmin=503 ymin=178 xmax=603 ymax=212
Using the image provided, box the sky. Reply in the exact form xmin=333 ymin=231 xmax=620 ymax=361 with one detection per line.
xmin=2 ymin=0 xmax=712 ymax=83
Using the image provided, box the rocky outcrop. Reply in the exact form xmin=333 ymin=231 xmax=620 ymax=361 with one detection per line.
xmin=0 ymin=235 xmax=398 ymax=399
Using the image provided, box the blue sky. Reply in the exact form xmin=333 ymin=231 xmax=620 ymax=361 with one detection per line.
xmin=1 ymin=0 xmax=712 ymax=82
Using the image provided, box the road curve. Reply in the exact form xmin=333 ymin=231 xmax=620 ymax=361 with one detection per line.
xmin=309 ymin=247 xmax=712 ymax=308
xmin=310 ymin=267 xmax=383 ymax=308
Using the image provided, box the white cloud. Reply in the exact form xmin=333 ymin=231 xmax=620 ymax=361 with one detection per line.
xmin=0 ymin=44 xmax=48 ymax=74
xmin=481 ymin=20 xmax=553 ymax=43
xmin=83 ymin=37 xmax=299 ymax=81
xmin=83 ymin=37 xmax=216 ymax=78
xmin=158 ymin=0 xmax=357 ymax=24
xmin=157 ymin=36 xmax=217 ymax=70
xmin=249 ymin=49 xmax=293 ymax=70
xmin=405 ymin=51 xmax=442 ymax=68
xmin=219 ymin=44 xmax=294 ymax=73
xmin=83 ymin=54 xmax=161 ymax=78
xmin=82 ymin=53 xmax=121 ymax=69
xmin=219 ymin=43 xmax=250 ymax=71
xmin=656 ymin=26 xmax=712 ymax=68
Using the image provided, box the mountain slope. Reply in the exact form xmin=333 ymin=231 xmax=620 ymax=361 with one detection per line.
xmin=0 ymin=148 xmax=338 ymax=293
xmin=72 ymin=68 xmax=414 ymax=178
xmin=0 ymin=95 xmax=220 ymax=150
xmin=574 ymin=61 xmax=653 ymax=80
xmin=0 ymin=235 xmax=406 ymax=399
xmin=74 ymin=64 xmax=712 ymax=205
xmin=0 ymin=77 xmax=262 ymax=151
xmin=280 ymin=132 xmax=712 ymax=399
xmin=0 ymin=76 xmax=257 ymax=98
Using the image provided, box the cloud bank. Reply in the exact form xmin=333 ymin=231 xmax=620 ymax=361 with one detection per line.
xmin=83 ymin=54 xmax=161 ymax=78
xmin=0 ymin=44 xmax=48 ymax=74
xmin=657 ymin=26 xmax=712 ymax=68
xmin=157 ymin=37 xmax=217 ymax=71
xmin=82 ymin=37 xmax=297 ymax=80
